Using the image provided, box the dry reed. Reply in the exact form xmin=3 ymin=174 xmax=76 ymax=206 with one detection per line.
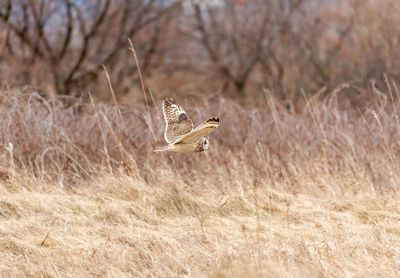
xmin=0 ymin=83 xmax=400 ymax=277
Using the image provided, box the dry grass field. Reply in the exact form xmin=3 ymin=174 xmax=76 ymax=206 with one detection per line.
xmin=1 ymin=84 xmax=400 ymax=277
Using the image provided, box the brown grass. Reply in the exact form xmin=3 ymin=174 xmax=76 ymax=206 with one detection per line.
xmin=0 ymin=84 xmax=400 ymax=277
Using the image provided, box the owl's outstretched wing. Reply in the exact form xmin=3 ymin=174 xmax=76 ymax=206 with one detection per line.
xmin=162 ymin=98 xmax=194 ymax=143
xmin=176 ymin=117 xmax=220 ymax=144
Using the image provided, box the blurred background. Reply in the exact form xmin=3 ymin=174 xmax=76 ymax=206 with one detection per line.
xmin=0 ymin=0 xmax=399 ymax=104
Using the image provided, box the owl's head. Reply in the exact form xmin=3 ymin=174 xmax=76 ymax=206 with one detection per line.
xmin=198 ymin=137 xmax=209 ymax=151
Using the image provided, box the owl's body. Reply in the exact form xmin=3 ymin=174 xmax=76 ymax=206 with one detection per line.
xmin=154 ymin=138 xmax=208 ymax=153
xmin=154 ymin=98 xmax=220 ymax=153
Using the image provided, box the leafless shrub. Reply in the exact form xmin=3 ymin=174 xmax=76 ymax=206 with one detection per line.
xmin=172 ymin=0 xmax=400 ymax=99
xmin=0 ymin=80 xmax=399 ymax=195
xmin=2 ymin=0 xmax=400 ymax=101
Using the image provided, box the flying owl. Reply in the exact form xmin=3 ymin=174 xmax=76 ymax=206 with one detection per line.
xmin=154 ymin=98 xmax=220 ymax=153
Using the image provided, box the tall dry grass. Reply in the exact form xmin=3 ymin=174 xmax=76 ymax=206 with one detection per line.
xmin=0 ymin=82 xmax=400 ymax=277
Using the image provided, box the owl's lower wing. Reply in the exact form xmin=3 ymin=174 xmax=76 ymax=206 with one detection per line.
xmin=176 ymin=117 xmax=220 ymax=143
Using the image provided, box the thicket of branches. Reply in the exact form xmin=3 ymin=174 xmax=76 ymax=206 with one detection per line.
xmin=0 ymin=0 xmax=399 ymax=101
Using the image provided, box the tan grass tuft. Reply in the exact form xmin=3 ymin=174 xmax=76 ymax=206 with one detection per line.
xmin=0 ymin=85 xmax=400 ymax=276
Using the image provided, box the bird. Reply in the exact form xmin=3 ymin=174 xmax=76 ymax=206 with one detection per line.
xmin=154 ymin=97 xmax=220 ymax=153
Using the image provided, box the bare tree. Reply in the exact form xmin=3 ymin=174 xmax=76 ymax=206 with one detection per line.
xmin=188 ymin=0 xmax=266 ymax=97
xmin=1 ymin=0 xmax=399 ymax=103
xmin=0 ymin=0 xmax=179 ymax=96
xmin=185 ymin=0 xmax=306 ymax=98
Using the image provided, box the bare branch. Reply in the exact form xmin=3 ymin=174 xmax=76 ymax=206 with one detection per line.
xmin=58 ymin=0 xmax=73 ymax=59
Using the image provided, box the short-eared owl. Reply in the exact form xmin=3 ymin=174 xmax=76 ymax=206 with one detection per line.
xmin=154 ymin=98 xmax=220 ymax=153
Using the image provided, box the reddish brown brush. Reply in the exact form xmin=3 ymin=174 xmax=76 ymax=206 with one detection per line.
xmin=0 ymin=84 xmax=400 ymax=276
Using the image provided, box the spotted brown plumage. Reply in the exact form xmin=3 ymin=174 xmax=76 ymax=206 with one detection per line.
xmin=162 ymin=97 xmax=194 ymax=143
xmin=175 ymin=117 xmax=220 ymax=144
xmin=155 ymin=98 xmax=220 ymax=153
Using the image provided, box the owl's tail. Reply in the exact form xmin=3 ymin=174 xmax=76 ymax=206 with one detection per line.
xmin=154 ymin=145 xmax=172 ymax=152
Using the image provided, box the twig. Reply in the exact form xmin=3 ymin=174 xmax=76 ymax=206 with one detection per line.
xmin=89 ymin=92 xmax=113 ymax=173
xmin=40 ymin=231 xmax=51 ymax=247
xmin=128 ymin=38 xmax=149 ymax=111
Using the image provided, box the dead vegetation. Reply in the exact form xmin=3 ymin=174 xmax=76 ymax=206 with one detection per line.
xmin=0 ymin=81 xmax=400 ymax=276
xmin=1 ymin=1 xmax=400 ymax=276
xmin=1 ymin=0 xmax=400 ymax=99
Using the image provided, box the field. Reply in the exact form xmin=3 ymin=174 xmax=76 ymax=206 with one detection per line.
xmin=0 ymin=85 xmax=399 ymax=277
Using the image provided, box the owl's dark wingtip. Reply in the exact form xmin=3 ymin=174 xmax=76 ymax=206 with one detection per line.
xmin=206 ymin=117 xmax=220 ymax=127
